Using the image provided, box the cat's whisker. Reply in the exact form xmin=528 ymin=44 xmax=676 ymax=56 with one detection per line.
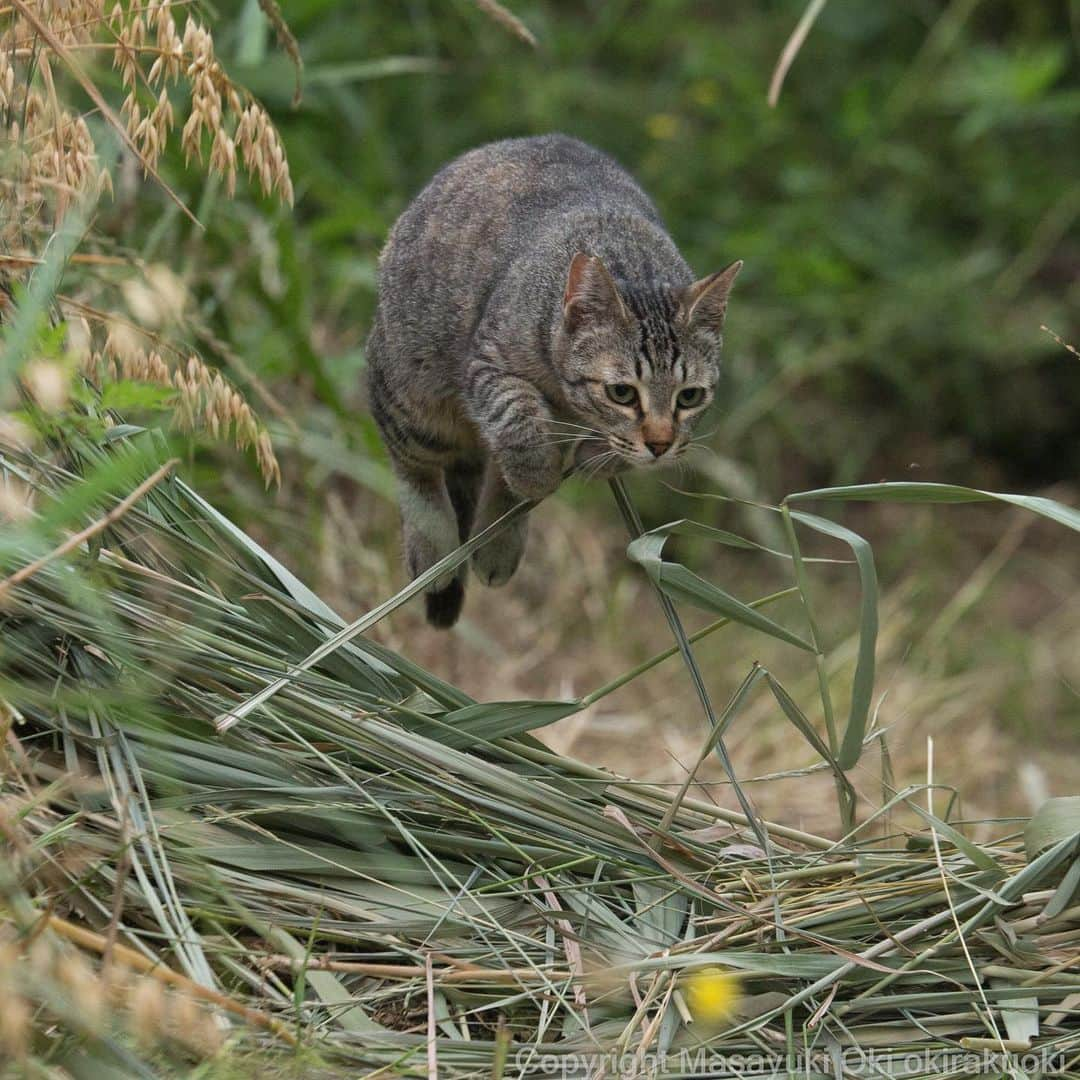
xmin=546 ymin=428 xmax=606 ymax=445
xmin=540 ymin=418 xmax=602 ymax=434
xmin=551 ymin=428 xmax=611 ymax=445
xmin=533 ymin=435 xmax=597 ymax=446
xmin=544 ymin=429 xmax=601 ymax=442
xmin=580 ymin=450 xmax=620 ymax=483
xmin=683 ymin=441 xmax=719 ymax=460
xmin=579 ymin=459 xmax=608 ymax=483
xmin=530 ymin=436 xmax=606 ymax=453
xmin=574 ymin=453 xmax=603 ymax=481
xmin=690 ymin=425 xmax=721 ymax=442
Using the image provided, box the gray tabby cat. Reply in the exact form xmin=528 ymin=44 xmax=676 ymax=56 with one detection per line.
xmin=367 ymin=134 xmax=741 ymax=628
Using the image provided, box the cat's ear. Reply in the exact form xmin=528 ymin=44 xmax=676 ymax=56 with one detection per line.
xmin=681 ymin=260 xmax=743 ymax=333
xmin=563 ymin=252 xmax=627 ymax=333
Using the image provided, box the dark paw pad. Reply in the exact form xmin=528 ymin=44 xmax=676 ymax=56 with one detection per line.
xmin=425 ymin=579 xmax=465 ymax=628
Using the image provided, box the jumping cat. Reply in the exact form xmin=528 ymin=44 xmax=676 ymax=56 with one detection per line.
xmin=367 ymin=134 xmax=741 ymax=628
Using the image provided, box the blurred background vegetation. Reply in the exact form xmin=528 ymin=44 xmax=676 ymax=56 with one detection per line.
xmin=6 ymin=0 xmax=1080 ymax=825
xmin=188 ymin=0 xmax=1080 ymax=490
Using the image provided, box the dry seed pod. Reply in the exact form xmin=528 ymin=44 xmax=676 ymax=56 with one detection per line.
xmin=23 ymin=361 xmax=70 ymax=413
xmin=128 ymin=976 xmax=166 ymax=1046
xmin=56 ymin=950 xmax=104 ymax=1028
xmin=0 ymin=994 xmax=31 ymax=1061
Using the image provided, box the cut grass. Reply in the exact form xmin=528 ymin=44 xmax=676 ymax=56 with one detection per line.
xmin=2 ymin=433 xmax=1079 ymax=1077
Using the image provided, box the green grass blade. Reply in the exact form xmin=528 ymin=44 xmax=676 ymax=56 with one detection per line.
xmin=1024 ymin=796 xmax=1080 ymax=859
xmin=625 ymin=529 xmax=814 ymax=651
xmin=788 ymin=509 xmax=879 ymax=770
xmin=786 ymin=481 xmax=1080 ymax=534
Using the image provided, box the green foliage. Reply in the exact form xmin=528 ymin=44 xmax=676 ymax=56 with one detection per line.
xmin=110 ymin=0 xmax=1080 ymax=511
xmin=98 ymin=380 xmax=178 ymax=414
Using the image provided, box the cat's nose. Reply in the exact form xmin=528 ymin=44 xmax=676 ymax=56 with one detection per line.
xmin=646 ymin=439 xmax=672 ymax=458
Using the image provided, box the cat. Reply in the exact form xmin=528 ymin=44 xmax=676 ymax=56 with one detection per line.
xmin=366 ymin=134 xmax=741 ymax=628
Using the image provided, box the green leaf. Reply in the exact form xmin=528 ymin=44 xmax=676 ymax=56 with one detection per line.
xmin=1042 ymin=855 xmax=1080 ymax=920
xmin=1025 ymin=796 xmax=1080 ymax=860
xmin=263 ymin=923 xmax=386 ymax=1035
xmin=909 ymin=804 xmax=1004 ymax=874
xmin=632 ymin=881 xmax=687 ymax=947
xmin=786 ymin=482 xmax=1080 ymax=535
xmin=438 ymin=700 xmax=580 ymax=748
xmin=999 ymin=992 xmax=1039 ymax=1048
xmin=788 ymin=510 xmax=878 ymax=769
xmin=99 ymin=381 xmax=176 ymax=413
xmin=626 ymin=529 xmax=814 ymax=652
xmin=764 ymin=672 xmax=857 ymax=814
xmin=194 ymin=841 xmax=455 ymax=884
xmin=35 ymin=448 xmax=164 ymax=535
xmin=304 ymin=57 xmax=447 ymax=82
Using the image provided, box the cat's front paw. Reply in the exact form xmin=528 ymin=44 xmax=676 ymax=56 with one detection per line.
xmin=500 ymin=445 xmax=562 ymax=502
xmin=472 ymin=518 xmax=527 ymax=587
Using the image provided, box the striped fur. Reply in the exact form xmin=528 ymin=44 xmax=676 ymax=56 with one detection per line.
xmin=367 ymin=135 xmax=740 ymax=627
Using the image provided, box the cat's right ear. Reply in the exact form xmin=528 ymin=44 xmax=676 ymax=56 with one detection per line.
xmin=563 ymin=252 xmax=627 ymax=333
xmin=680 ymin=260 xmax=742 ymax=334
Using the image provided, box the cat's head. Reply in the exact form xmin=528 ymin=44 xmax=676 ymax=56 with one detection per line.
xmin=553 ymin=252 xmax=741 ymax=470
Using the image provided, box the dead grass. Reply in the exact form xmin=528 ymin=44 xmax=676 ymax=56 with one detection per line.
xmin=4 ymin=435 xmax=1078 ymax=1076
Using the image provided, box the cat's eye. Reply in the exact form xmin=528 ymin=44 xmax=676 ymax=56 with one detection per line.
xmin=606 ymin=383 xmax=639 ymax=407
xmin=676 ymin=387 xmax=706 ymax=410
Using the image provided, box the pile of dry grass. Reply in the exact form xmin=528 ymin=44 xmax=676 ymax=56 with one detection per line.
xmin=2 ymin=428 xmax=1078 ymax=1077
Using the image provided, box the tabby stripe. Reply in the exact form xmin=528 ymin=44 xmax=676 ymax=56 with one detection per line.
xmin=474 ymin=377 xmax=509 ymax=412
xmin=368 ymin=362 xmax=412 ymax=415
xmin=485 ymin=391 xmax=525 ymax=428
xmin=373 ymin=400 xmax=452 ymax=458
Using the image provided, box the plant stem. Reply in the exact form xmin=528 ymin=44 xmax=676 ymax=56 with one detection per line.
xmin=780 ymin=501 xmax=856 ymax=831
xmin=607 ymin=477 xmax=771 ymax=854
xmin=578 ymin=585 xmax=799 ymax=708
xmin=779 ymin=502 xmax=838 ymax=753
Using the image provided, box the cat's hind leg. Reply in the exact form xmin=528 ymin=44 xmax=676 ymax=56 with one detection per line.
xmin=445 ymin=460 xmax=484 ymax=542
xmin=369 ymin=358 xmax=471 ymax=627
xmin=471 ymin=463 xmax=528 ymax=588
xmin=394 ymin=463 xmax=467 ymax=628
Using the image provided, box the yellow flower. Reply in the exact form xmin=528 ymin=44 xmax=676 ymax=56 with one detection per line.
xmin=685 ymin=967 xmax=740 ymax=1023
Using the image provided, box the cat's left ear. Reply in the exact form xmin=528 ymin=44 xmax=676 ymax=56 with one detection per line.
xmin=680 ymin=260 xmax=743 ymax=333
xmin=563 ymin=252 xmax=628 ymax=333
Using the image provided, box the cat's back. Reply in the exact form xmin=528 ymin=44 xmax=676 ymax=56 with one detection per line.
xmin=372 ymin=136 xmax=658 ymax=374
xmin=387 ymin=135 xmax=659 ymax=255
xmin=369 ymin=135 xmax=672 ymax=384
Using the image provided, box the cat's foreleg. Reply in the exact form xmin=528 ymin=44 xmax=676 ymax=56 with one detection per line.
xmin=465 ymin=359 xmax=562 ymax=501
